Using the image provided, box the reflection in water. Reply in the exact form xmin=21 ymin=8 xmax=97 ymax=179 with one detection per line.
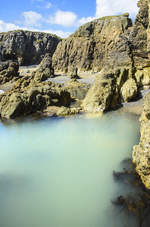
xmin=0 ymin=112 xmax=140 ymax=227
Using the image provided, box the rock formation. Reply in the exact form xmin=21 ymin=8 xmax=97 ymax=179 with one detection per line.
xmin=0 ymin=60 xmax=19 ymax=84
xmin=133 ymin=92 xmax=150 ymax=189
xmin=0 ymin=0 xmax=150 ymax=191
xmin=82 ymin=69 xmax=138 ymax=113
xmin=0 ymin=30 xmax=61 ymax=65
xmin=52 ymin=14 xmax=133 ymax=73
xmin=32 ymin=53 xmax=54 ymax=82
xmin=0 ymin=77 xmax=72 ymax=119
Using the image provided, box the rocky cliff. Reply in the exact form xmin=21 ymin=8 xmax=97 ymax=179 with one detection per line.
xmin=132 ymin=0 xmax=150 ymax=189
xmin=0 ymin=30 xmax=61 ymax=65
xmin=133 ymin=92 xmax=150 ymax=189
xmin=52 ymin=0 xmax=150 ymax=76
xmin=52 ymin=14 xmax=133 ymax=73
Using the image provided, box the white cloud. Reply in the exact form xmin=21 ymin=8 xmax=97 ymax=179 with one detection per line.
xmin=48 ymin=10 xmax=77 ymax=27
xmin=23 ymin=11 xmax=43 ymax=27
xmin=0 ymin=19 xmax=70 ymax=38
xmin=96 ymin=0 xmax=138 ymax=18
xmin=0 ymin=20 xmax=20 ymax=32
xmin=42 ymin=29 xmax=70 ymax=38
xmin=78 ymin=17 xmax=95 ymax=26
xmin=45 ymin=2 xmax=52 ymax=9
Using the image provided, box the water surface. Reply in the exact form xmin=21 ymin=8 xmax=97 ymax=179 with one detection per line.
xmin=0 ymin=112 xmax=139 ymax=227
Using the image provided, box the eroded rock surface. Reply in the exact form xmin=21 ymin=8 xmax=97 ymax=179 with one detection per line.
xmin=52 ymin=14 xmax=133 ymax=73
xmin=32 ymin=53 xmax=54 ymax=82
xmin=133 ymin=92 xmax=150 ymax=189
xmin=0 ymin=60 xmax=19 ymax=84
xmin=0 ymin=30 xmax=61 ymax=65
xmin=0 ymin=77 xmax=72 ymax=119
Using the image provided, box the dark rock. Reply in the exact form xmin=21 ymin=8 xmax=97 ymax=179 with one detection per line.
xmin=0 ymin=30 xmax=61 ymax=65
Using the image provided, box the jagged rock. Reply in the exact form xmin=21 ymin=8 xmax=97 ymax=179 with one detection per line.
xmin=69 ymin=67 xmax=80 ymax=79
xmin=52 ymin=14 xmax=133 ymax=73
xmin=82 ymin=68 xmax=138 ymax=113
xmin=135 ymin=67 xmax=150 ymax=87
xmin=133 ymin=92 xmax=150 ymax=189
xmin=82 ymin=72 xmax=120 ymax=113
xmin=130 ymin=0 xmax=150 ymax=69
xmin=0 ymin=60 xmax=19 ymax=84
xmin=120 ymin=78 xmax=138 ymax=102
xmin=0 ymin=79 xmax=72 ymax=119
xmin=0 ymin=30 xmax=61 ymax=65
xmin=32 ymin=53 xmax=54 ymax=82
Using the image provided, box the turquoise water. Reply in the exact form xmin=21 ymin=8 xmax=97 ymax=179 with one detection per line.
xmin=0 ymin=112 xmax=139 ymax=227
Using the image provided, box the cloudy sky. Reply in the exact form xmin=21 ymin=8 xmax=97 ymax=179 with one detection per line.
xmin=0 ymin=0 xmax=138 ymax=37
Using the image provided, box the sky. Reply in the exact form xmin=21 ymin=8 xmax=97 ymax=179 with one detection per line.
xmin=0 ymin=0 xmax=139 ymax=38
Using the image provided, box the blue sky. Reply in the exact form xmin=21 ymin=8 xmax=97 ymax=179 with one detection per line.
xmin=0 ymin=0 xmax=138 ymax=37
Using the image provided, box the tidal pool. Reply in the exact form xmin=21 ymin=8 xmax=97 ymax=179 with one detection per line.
xmin=0 ymin=112 xmax=140 ymax=227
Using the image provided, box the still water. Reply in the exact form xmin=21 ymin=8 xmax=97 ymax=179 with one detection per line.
xmin=0 ymin=112 xmax=139 ymax=227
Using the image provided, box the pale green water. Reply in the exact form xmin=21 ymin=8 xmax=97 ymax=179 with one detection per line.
xmin=0 ymin=112 xmax=139 ymax=227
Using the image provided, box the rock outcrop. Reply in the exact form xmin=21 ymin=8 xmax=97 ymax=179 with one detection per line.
xmin=82 ymin=68 xmax=138 ymax=113
xmin=52 ymin=14 xmax=133 ymax=73
xmin=0 ymin=60 xmax=19 ymax=84
xmin=0 ymin=77 xmax=72 ymax=119
xmin=133 ymin=92 xmax=150 ymax=189
xmin=0 ymin=30 xmax=61 ymax=65
xmin=32 ymin=53 xmax=54 ymax=82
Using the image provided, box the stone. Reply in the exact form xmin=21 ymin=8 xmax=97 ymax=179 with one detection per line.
xmin=0 ymin=79 xmax=72 ymax=119
xmin=120 ymin=78 xmax=138 ymax=102
xmin=52 ymin=14 xmax=133 ymax=73
xmin=0 ymin=60 xmax=19 ymax=84
xmin=82 ymin=72 xmax=119 ymax=113
xmin=0 ymin=30 xmax=61 ymax=65
xmin=32 ymin=53 xmax=55 ymax=82
xmin=133 ymin=92 xmax=150 ymax=189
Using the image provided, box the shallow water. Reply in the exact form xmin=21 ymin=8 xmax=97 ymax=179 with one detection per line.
xmin=0 ymin=112 xmax=140 ymax=227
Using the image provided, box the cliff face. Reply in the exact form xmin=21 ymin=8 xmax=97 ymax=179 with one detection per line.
xmin=132 ymin=0 xmax=150 ymax=189
xmin=130 ymin=0 xmax=149 ymax=68
xmin=0 ymin=30 xmax=61 ymax=65
xmin=133 ymin=92 xmax=150 ymax=189
xmin=52 ymin=0 xmax=150 ymax=75
xmin=52 ymin=14 xmax=133 ymax=73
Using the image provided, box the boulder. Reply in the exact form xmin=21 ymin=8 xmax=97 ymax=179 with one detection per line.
xmin=82 ymin=72 xmax=119 ymax=113
xmin=120 ymin=78 xmax=138 ymax=102
xmin=0 ymin=79 xmax=72 ymax=119
xmin=0 ymin=60 xmax=19 ymax=84
xmin=32 ymin=53 xmax=55 ymax=82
